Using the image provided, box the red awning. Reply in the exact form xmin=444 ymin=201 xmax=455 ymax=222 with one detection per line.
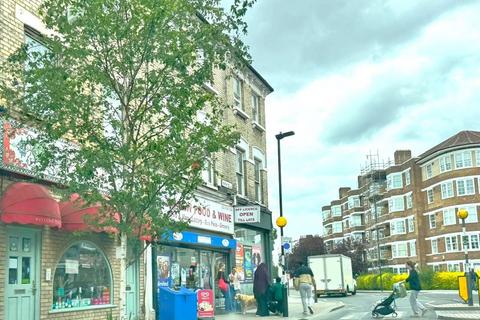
xmin=59 ymin=194 xmax=119 ymax=232
xmin=0 ymin=182 xmax=61 ymax=228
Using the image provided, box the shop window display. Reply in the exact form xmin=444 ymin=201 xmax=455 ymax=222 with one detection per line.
xmin=52 ymin=241 xmax=112 ymax=310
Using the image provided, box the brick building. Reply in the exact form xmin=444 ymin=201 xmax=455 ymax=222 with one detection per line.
xmin=1 ymin=1 xmax=273 ymax=320
xmin=322 ymin=131 xmax=480 ymax=274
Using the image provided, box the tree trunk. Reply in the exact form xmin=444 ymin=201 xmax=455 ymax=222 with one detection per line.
xmin=119 ymin=232 xmax=127 ymax=319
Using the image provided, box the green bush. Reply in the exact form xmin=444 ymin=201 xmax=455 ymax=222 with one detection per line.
xmin=356 ymin=271 xmax=462 ymax=290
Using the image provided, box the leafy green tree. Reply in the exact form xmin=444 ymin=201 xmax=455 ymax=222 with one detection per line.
xmin=1 ymin=0 xmax=255 ymax=316
xmin=330 ymin=239 xmax=369 ymax=276
xmin=287 ymin=235 xmax=326 ymax=273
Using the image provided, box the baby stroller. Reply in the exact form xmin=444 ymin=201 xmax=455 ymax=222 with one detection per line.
xmin=371 ymin=282 xmax=407 ymax=318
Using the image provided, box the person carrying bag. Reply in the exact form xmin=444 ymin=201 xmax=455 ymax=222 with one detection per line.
xmin=293 ymin=262 xmax=315 ymax=316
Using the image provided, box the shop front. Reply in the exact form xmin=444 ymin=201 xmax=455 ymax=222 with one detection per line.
xmin=233 ymin=203 xmax=273 ymax=295
xmin=0 ymin=181 xmax=141 ymax=320
xmin=152 ymin=196 xmax=236 ymax=317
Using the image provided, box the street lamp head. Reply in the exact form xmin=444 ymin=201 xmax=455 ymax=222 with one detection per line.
xmin=457 ymin=208 xmax=469 ymax=220
xmin=276 ymin=131 xmax=295 ymax=140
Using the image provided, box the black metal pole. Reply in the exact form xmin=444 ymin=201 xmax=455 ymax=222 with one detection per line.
xmin=277 ymin=136 xmax=289 ymax=317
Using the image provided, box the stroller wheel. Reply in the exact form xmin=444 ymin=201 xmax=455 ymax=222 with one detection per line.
xmin=371 ymin=312 xmax=379 ymax=318
xmin=392 ymin=312 xmax=398 ymax=318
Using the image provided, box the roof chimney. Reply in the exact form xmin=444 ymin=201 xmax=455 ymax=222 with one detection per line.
xmin=339 ymin=187 xmax=351 ymax=199
xmin=394 ymin=150 xmax=412 ymax=165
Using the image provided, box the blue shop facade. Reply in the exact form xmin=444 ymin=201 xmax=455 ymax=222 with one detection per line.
xmin=150 ymin=190 xmax=273 ymax=317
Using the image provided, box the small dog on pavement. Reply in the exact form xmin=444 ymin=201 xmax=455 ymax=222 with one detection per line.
xmin=235 ymin=293 xmax=256 ymax=314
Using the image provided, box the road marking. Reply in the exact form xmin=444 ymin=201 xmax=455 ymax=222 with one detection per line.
xmin=339 ymin=311 xmax=406 ymax=320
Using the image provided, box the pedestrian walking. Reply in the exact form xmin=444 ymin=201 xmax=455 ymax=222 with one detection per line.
xmin=253 ymin=262 xmax=270 ymax=316
xmin=229 ymin=267 xmax=242 ymax=312
xmin=294 ymin=261 xmax=315 ymax=316
xmin=217 ymin=263 xmax=233 ymax=312
xmin=404 ymin=261 xmax=427 ymax=317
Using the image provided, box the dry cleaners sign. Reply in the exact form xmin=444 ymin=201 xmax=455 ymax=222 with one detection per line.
xmin=234 ymin=205 xmax=260 ymax=223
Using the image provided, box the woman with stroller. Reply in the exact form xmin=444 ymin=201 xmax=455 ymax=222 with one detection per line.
xmin=404 ymin=261 xmax=427 ymax=317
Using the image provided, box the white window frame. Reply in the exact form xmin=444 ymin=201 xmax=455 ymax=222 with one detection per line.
xmin=406 ymin=194 xmax=413 ymax=209
xmin=464 ymin=206 xmax=478 ymax=224
xmin=201 ymin=159 xmax=215 ymax=186
xmin=456 ymin=178 xmax=475 ymax=196
xmin=405 ymin=170 xmax=411 ymax=186
xmin=322 ymin=210 xmax=331 ymax=221
xmin=387 ymin=173 xmax=403 ymax=190
xmin=476 ymin=149 xmax=480 ymax=167
xmin=429 ymin=214 xmax=436 ymax=229
xmin=426 ymin=163 xmax=433 ymax=179
xmin=235 ymin=148 xmax=245 ymax=195
xmin=441 ymin=181 xmax=454 ymax=199
xmin=408 ymin=217 xmax=414 ymax=232
xmin=350 ymin=215 xmax=362 ymax=227
xmin=233 ymin=77 xmax=243 ymax=110
xmin=431 ymin=239 xmax=438 ymax=254
xmin=440 ymin=155 xmax=452 ymax=172
xmin=447 ymin=263 xmax=461 ymax=272
xmin=390 ymin=220 xmax=406 ymax=235
xmin=388 ymin=196 xmax=405 ymax=213
xmin=427 ymin=189 xmax=434 ymax=204
xmin=409 ymin=241 xmax=417 ymax=257
xmin=331 ymin=205 xmax=342 ymax=217
xmin=254 ymin=158 xmax=263 ymax=203
xmin=445 ymin=235 xmax=459 ymax=252
xmin=332 ymin=222 xmax=342 ymax=234
xmin=251 ymin=94 xmax=260 ymax=123
xmin=455 ymin=150 xmax=473 ymax=169
xmin=392 ymin=243 xmax=408 ymax=258
xmin=443 ymin=208 xmax=456 ymax=226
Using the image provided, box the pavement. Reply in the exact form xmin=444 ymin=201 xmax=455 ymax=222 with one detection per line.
xmin=214 ymin=291 xmax=344 ymax=320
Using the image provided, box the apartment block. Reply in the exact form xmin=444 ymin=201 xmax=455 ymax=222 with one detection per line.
xmin=322 ymin=131 xmax=480 ymax=273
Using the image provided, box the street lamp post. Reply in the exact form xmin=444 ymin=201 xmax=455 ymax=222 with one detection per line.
xmin=276 ymin=130 xmax=294 ymax=317
xmin=457 ymin=208 xmax=473 ymax=306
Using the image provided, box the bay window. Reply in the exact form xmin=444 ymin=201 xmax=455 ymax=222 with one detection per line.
xmin=405 ymin=170 xmax=411 ymax=186
xmin=332 ymin=222 xmax=342 ymax=234
xmin=331 ymin=205 xmax=342 ymax=217
xmin=390 ymin=220 xmax=406 ymax=235
xmin=464 ymin=206 xmax=478 ymax=224
xmin=387 ymin=173 xmax=403 ymax=190
xmin=443 ymin=208 xmax=456 ymax=226
xmin=426 ymin=163 xmax=433 ymax=179
xmin=388 ymin=196 xmax=404 ymax=213
xmin=456 ymin=178 xmax=475 ymax=196
xmin=441 ymin=181 xmax=454 ymax=199
xmin=392 ymin=243 xmax=408 ymax=258
xmin=445 ymin=235 xmax=459 ymax=252
xmin=440 ymin=155 xmax=452 ymax=172
xmin=406 ymin=194 xmax=413 ymax=209
xmin=455 ymin=150 xmax=472 ymax=169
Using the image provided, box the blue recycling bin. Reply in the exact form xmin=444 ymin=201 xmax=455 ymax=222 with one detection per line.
xmin=157 ymin=287 xmax=197 ymax=320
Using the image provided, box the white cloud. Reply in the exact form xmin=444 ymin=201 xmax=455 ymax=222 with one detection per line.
xmin=258 ymin=1 xmax=480 ymax=243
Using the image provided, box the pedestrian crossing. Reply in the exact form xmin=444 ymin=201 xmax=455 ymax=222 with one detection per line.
xmin=338 ymin=311 xmax=407 ymax=319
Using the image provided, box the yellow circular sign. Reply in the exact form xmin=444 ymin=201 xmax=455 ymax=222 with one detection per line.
xmin=457 ymin=208 xmax=469 ymax=220
xmin=276 ymin=216 xmax=287 ymax=228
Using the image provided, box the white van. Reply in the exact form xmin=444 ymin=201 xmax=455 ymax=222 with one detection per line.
xmin=308 ymin=254 xmax=356 ymax=297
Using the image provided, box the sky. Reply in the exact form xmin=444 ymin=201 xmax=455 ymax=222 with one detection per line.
xmin=242 ymin=0 xmax=480 ymax=242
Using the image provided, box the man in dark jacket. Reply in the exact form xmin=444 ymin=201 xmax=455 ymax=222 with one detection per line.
xmin=405 ymin=261 xmax=427 ymax=317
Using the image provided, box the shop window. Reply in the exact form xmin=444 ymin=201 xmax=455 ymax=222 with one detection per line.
xmin=52 ymin=241 xmax=112 ymax=310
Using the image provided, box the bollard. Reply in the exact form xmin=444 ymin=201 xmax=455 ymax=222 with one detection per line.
xmin=282 ymin=284 xmax=289 ymax=317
